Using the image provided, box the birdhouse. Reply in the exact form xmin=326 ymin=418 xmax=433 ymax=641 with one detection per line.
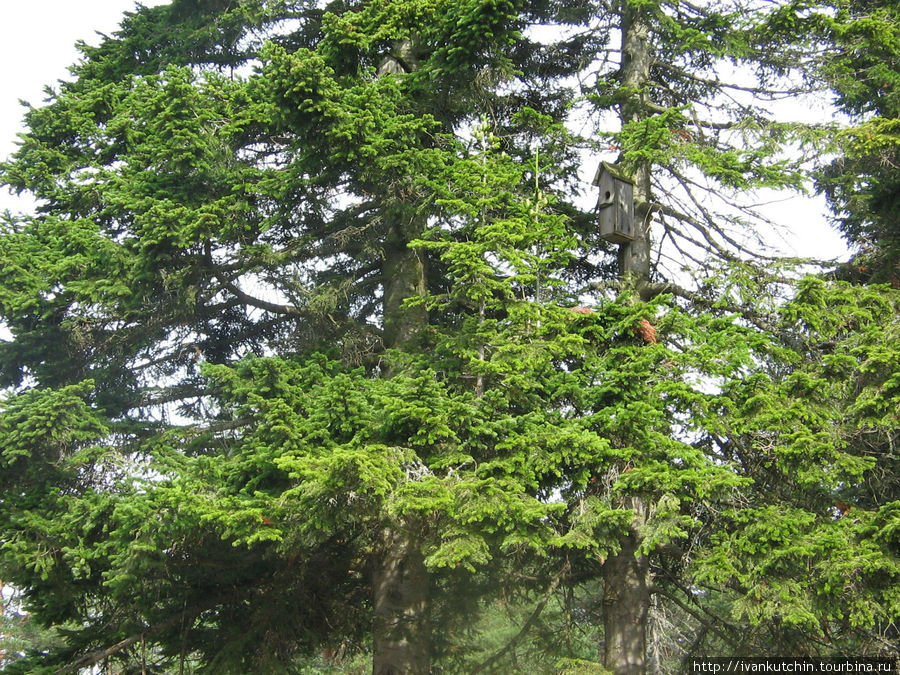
xmin=592 ymin=162 xmax=635 ymax=243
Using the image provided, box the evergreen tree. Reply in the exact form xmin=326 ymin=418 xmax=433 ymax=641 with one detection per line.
xmin=552 ymin=0 xmax=830 ymax=668
xmin=0 ymin=0 xmax=579 ymax=671
xmin=2 ymin=1 xmax=899 ymax=673
xmin=689 ymin=275 xmax=900 ymax=657
xmin=814 ymin=0 xmax=900 ymax=284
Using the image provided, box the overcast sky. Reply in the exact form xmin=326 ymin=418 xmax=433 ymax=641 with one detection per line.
xmin=0 ymin=1 xmax=166 ymax=213
xmin=0 ymin=2 xmax=167 ymax=158
xmin=0 ymin=1 xmax=848 ymax=261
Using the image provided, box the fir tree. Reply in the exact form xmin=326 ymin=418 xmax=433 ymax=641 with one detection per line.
xmin=1 ymin=1 xmax=899 ymax=673
xmin=815 ymin=0 xmax=900 ymax=284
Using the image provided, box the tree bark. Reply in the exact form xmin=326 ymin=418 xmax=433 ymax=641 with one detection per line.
xmin=383 ymin=216 xmax=427 ymax=350
xmin=617 ymin=0 xmax=654 ymax=283
xmin=602 ymin=531 xmax=651 ymax=675
xmin=369 ymin=29 xmax=431 ymax=672
xmin=372 ymin=526 xmax=431 ymax=675
xmin=601 ymin=4 xmax=656 ymax=671
xmin=372 ymin=206 xmax=430 ymax=674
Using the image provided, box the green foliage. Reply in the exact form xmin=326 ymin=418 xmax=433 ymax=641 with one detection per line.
xmin=692 ymin=279 xmax=900 ymax=654
xmin=0 ymin=600 xmax=66 ymax=674
xmin=812 ymin=0 xmax=900 ymax=283
xmin=1 ymin=0 xmax=899 ymax=671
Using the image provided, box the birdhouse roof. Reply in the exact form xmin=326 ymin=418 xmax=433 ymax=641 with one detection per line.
xmin=592 ymin=161 xmax=634 ymax=186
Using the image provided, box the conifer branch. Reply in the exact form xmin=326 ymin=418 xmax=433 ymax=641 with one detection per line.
xmin=55 ymin=601 xmax=214 ymax=674
xmin=659 ymin=61 xmax=811 ymax=98
xmin=223 ymin=281 xmax=301 ymax=316
xmin=655 ymin=586 xmax=739 ymax=650
xmin=471 ymin=560 xmax=570 ymax=674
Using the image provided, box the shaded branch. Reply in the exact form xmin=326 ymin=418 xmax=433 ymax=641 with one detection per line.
xmin=139 ymin=384 xmax=208 ymax=409
xmin=224 ymin=281 xmax=301 ymax=316
xmin=655 ymin=586 xmax=739 ymax=650
xmin=471 ymin=560 xmax=570 ymax=674
xmin=56 ymin=600 xmax=215 ymax=674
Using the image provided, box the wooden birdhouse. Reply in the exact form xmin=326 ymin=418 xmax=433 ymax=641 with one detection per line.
xmin=593 ymin=162 xmax=635 ymax=243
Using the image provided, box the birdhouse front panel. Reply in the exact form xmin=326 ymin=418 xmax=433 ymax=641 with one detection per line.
xmin=594 ymin=164 xmax=635 ymax=243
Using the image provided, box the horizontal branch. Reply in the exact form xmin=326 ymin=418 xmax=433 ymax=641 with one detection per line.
xmin=224 ymin=281 xmax=301 ymax=316
xmin=658 ymin=62 xmax=810 ymax=98
xmin=56 ymin=600 xmax=215 ymax=674
xmin=139 ymin=384 xmax=208 ymax=409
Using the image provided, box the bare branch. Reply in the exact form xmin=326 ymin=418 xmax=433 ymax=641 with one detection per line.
xmin=56 ymin=601 xmax=214 ymax=674
xmin=655 ymin=587 xmax=739 ymax=649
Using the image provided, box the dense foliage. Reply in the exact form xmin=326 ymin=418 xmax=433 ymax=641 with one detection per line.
xmin=815 ymin=0 xmax=900 ymax=283
xmin=0 ymin=0 xmax=898 ymax=672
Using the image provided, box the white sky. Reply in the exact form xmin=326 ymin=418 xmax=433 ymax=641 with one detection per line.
xmin=0 ymin=0 xmax=849 ymax=262
xmin=0 ymin=1 xmax=165 ymax=214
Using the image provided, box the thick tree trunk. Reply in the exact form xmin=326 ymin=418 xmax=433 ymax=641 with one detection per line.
xmin=373 ymin=208 xmax=430 ymax=674
xmin=602 ymin=532 xmax=651 ymax=675
xmin=601 ymin=5 xmax=656 ymax=671
xmin=372 ymin=527 xmax=430 ymax=675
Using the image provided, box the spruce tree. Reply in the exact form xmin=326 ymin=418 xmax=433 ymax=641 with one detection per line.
xmin=0 ymin=0 xmax=577 ymax=671
xmin=2 ymin=1 xmax=899 ymax=673
xmin=815 ymin=0 xmax=900 ymax=284
xmin=558 ymin=0 xmax=828 ymax=668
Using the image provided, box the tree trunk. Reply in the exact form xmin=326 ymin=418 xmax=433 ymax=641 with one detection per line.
xmin=383 ymin=217 xmax=427 ymax=350
xmin=617 ymin=0 xmax=654 ymax=282
xmin=601 ymin=5 xmax=657 ymax=671
xmin=373 ymin=208 xmax=430 ymax=674
xmin=602 ymin=532 xmax=651 ymax=675
xmin=373 ymin=526 xmax=431 ymax=675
